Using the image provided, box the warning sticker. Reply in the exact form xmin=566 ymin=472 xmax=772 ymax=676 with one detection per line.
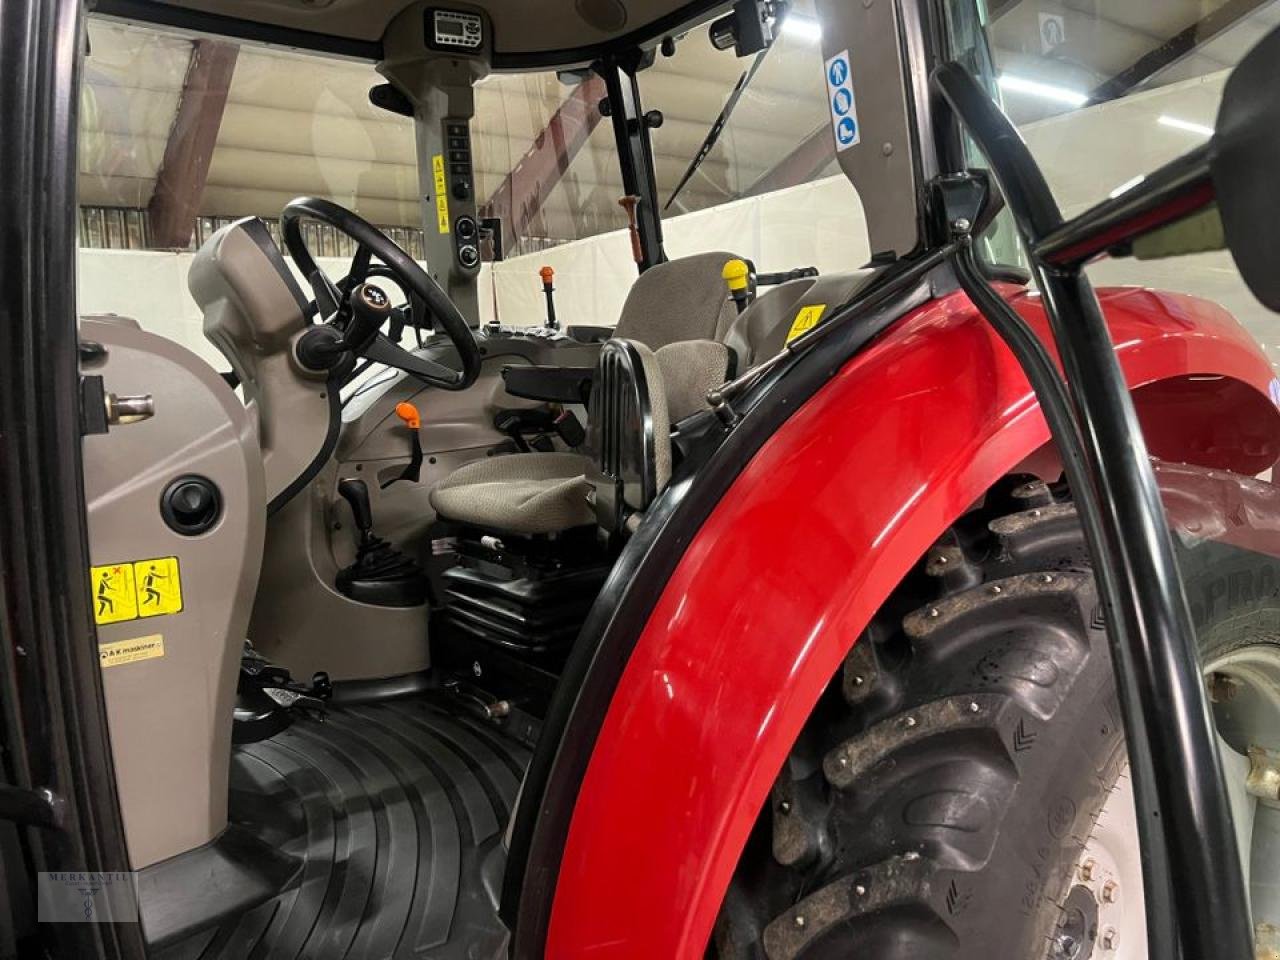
xmin=100 ymin=634 xmax=164 ymax=669
xmin=92 ymin=557 xmax=184 ymax=624
xmin=432 ymin=154 xmax=450 ymax=234
xmin=134 ymin=557 xmax=183 ymax=618
xmin=786 ymin=304 xmax=827 ymax=344
xmin=824 ymin=49 xmax=859 ymax=152
xmin=92 ymin=563 xmax=138 ymax=625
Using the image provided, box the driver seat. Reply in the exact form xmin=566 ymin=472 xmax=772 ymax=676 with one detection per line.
xmin=430 ymin=337 xmax=728 ymax=534
xmin=430 ymin=252 xmax=742 ymax=535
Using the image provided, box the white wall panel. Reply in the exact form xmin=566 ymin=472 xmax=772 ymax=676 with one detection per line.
xmin=76 ymin=251 xmax=493 ymax=371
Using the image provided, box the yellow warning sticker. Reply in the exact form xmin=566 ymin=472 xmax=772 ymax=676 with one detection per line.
xmin=432 ymin=154 xmax=450 ymax=234
xmin=134 ymin=557 xmax=183 ymax=618
xmin=91 ymin=563 xmax=138 ymax=625
xmin=100 ymin=634 xmax=165 ymax=669
xmin=785 ymin=304 xmax=827 ymax=344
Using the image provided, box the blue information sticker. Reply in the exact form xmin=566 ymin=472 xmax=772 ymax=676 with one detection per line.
xmin=824 ymin=49 xmax=860 ymax=152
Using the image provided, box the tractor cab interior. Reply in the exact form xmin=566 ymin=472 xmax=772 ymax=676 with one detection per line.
xmin=77 ymin=0 xmax=881 ymax=953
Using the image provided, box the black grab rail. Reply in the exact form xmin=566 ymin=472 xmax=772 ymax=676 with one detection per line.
xmin=931 ymin=60 xmax=1253 ymax=960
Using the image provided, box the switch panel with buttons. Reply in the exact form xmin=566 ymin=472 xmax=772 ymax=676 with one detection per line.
xmin=442 ymin=118 xmax=480 ymax=274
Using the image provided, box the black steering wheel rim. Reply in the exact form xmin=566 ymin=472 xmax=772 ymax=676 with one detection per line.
xmin=281 ymin=196 xmax=481 ymax=391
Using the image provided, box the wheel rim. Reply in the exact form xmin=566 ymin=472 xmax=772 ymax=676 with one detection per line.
xmin=1206 ymin=643 xmax=1280 ymax=957
xmin=1078 ymin=641 xmax=1280 ymax=958
xmin=1060 ymin=764 xmax=1147 ymax=958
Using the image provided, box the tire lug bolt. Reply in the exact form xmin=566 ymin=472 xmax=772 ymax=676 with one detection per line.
xmin=779 ymin=800 xmax=792 ymax=814
xmin=989 ymin=584 xmax=1003 ymax=595
xmin=1040 ymin=573 xmax=1054 ymax=583
xmin=1080 ymin=858 xmax=1097 ymax=882
xmin=854 ymin=883 xmax=867 ymax=896
xmin=1102 ymin=926 xmax=1118 ymax=950
xmin=968 ymin=702 xmax=980 ymax=713
xmin=794 ymin=914 xmax=806 ymax=928
xmin=928 ymin=607 xmax=940 ymax=618
xmin=903 ymin=716 xmax=917 ymax=729
xmin=853 ymin=674 xmax=865 ymax=686
xmin=1102 ymin=880 xmax=1118 ymax=903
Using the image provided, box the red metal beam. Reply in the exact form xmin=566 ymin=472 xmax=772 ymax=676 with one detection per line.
xmin=147 ymin=39 xmax=239 ymax=250
xmin=481 ymin=74 xmax=607 ymax=255
xmin=740 ymin=123 xmax=832 ymax=198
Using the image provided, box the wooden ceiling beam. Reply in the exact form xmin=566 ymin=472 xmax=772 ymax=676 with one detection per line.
xmin=480 ymin=74 xmax=607 ymax=255
xmin=146 ymin=39 xmax=239 ymax=249
xmin=740 ymin=123 xmax=832 ymax=198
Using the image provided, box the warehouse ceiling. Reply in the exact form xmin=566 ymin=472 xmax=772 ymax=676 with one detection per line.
xmin=79 ymin=0 xmax=1280 ymax=250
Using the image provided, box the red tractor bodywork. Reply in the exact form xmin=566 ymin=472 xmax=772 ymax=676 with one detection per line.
xmin=547 ymin=285 xmax=1280 ymax=958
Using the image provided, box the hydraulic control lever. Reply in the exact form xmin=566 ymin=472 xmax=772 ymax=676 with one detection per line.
xmin=722 ymin=258 xmax=752 ymax=313
xmin=539 ymin=265 xmax=560 ymax=330
xmin=381 ymin=402 xmax=425 ymax=489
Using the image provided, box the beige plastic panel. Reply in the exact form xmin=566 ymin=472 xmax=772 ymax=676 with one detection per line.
xmin=251 ymin=356 xmax=563 ymax=680
xmin=189 ymin=220 xmax=334 ymax=508
xmin=81 ymin=316 xmax=264 ymax=870
xmin=248 ymin=456 xmax=478 ymax=682
xmin=339 ymin=356 xmax=548 ymax=461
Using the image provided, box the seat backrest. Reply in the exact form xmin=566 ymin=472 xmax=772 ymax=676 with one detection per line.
xmin=722 ymin=269 xmax=880 ymax=370
xmin=613 ymin=251 xmax=741 ymax=349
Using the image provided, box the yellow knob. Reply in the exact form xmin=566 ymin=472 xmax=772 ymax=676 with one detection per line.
xmin=722 ymin=258 xmax=750 ymax=293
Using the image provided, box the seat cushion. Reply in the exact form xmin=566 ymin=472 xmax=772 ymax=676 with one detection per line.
xmin=429 ymin=451 xmax=594 ymax=535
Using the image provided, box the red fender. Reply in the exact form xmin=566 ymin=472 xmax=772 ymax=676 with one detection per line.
xmin=546 ymin=285 xmax=1280 ymax=958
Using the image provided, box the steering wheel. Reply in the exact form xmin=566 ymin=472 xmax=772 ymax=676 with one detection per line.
xmin=280 ymin=196 xmax=481 ymax=391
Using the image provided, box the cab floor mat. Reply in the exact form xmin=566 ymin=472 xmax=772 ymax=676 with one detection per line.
xmin=156 ymin=694 xmax=530 ymax=960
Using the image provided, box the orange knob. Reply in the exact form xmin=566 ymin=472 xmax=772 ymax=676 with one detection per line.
xmin=539 ymin=265 xmax=555 ymax=284
xmin=394 ymin=401 xmax=421 ymax=430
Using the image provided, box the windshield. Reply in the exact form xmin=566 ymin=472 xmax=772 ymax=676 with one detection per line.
xmin=77 ymin=10 xmax=871 ymax=342
xmin=946 ymin=0 xmax=1280 ymax=368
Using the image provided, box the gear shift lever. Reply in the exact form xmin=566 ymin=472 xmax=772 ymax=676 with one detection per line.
xmin=334 ymin=477 xmax=428 ymax=607
xmin=337 ymin=477 xmax=374 ymax=547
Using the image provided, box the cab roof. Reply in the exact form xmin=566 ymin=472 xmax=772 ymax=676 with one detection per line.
xmin=96 ymin=0 xmax=732 ymax=66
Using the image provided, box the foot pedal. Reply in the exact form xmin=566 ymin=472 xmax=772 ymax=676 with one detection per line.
xmin=234 ymin=646 xmax=333 ymax=744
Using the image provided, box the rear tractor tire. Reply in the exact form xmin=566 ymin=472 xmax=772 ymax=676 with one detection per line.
xmin=716 ymin=479 xmax=1137 ymax=959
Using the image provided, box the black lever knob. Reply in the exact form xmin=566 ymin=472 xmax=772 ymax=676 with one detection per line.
xmin=337 ymin=478 xmax=374 ymax=545
xmin=344 ymin=282 xmax=392 ymax=351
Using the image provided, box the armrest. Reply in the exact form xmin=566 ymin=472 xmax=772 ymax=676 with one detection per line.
xmin=564 ymin=325 xmax=613 ymax=344
xmin=501 ymin=364 xmax=595 ymax=404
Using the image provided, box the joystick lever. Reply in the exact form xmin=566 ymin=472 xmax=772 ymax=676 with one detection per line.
xmin=338 ymin=477 xmax=375 ymax=547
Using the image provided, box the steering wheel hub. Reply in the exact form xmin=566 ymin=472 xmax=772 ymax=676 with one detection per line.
xmin=281 ymin=196 xmax=482 ymax=391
